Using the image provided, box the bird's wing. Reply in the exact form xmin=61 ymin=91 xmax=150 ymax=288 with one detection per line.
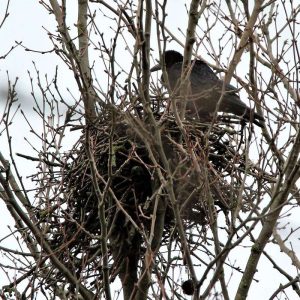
xmin=188 ymin=61 xmax=250 ymax=114
xmin=166 ymin=60 xmax=248 ymax=111
xmin=191 ymin=63 xmax=243 ymax=101
xmin=192 ymin=60 xmax=219 ymax=81
xmin=193 ymin=61 xmax=240 ymax=94
xmin=167 ymin=60 xmax=219 ymax=90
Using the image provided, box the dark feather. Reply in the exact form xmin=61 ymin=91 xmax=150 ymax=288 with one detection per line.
xmin=153 ymin=50 xmax=264 ymax=127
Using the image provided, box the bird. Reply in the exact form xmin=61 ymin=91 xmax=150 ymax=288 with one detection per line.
xmin=150 ymin=50 xmax=264 ymax=127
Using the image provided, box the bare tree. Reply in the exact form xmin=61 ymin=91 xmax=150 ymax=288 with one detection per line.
xmin=1 ymin=1 xmax=300 ymax=299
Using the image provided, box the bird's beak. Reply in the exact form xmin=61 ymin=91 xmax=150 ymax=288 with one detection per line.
xmin=150 ymin=63 xmax=161 ymax=72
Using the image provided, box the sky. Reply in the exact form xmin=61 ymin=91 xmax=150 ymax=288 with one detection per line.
xmin=0 ymin=1 xmax=299 ymax=299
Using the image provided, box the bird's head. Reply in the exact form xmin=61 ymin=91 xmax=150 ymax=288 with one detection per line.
xmin=150 ymin=50 xmax=183 ymax=72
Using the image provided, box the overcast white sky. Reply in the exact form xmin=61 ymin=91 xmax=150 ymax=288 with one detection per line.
xmin=1 ymin=1 xmax=299 ymax=299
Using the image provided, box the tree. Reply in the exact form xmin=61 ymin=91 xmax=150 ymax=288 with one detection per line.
xmin=1 ymin=1 xmax=300 ymax=299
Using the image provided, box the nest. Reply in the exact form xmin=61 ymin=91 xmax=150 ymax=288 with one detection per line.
xmin=36 ymin=113 xmax=266 ymax=292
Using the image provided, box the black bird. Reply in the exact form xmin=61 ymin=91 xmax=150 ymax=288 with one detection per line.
xmin=151 ymin=50 xmax=264 ymax=127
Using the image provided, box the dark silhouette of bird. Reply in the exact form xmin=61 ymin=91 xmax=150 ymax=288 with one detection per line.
xmin=151 ymin=50 xmax=264 ymax=127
